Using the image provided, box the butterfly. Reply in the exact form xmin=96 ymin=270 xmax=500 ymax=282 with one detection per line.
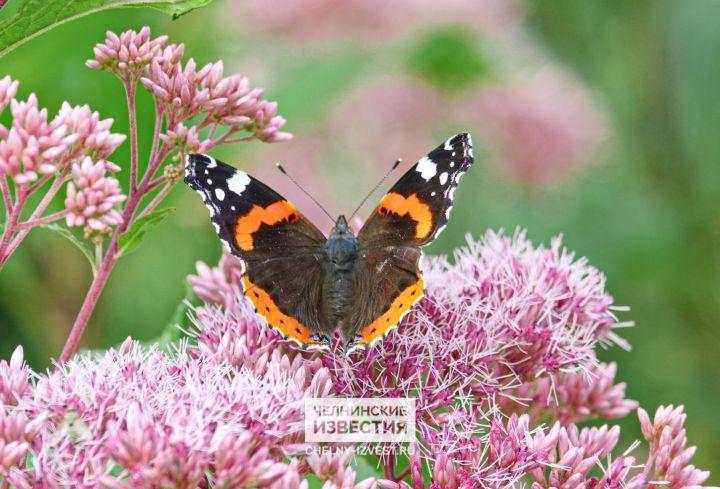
xmin=184 ymin=133 xmax=473 ymax=354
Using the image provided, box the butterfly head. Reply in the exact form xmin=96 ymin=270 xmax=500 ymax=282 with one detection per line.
xmin=331 ymin=215 xmax=353 ymax=236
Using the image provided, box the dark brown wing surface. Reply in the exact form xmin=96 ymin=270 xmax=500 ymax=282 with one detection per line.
xmin=185 ymin=154 xmax=332 ymax=351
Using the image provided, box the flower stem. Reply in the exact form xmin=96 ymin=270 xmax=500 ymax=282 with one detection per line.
xmin=395 ymin=467 xmax=411 ymax=482
xmin=59 ymin=186 xmax=138 ymax=362
xmin=59 ymin=121 xmax=171 ymax=362
xmin=138 ymin=180 xmax=175 ymax=219
xmin=0 ymin=174 xmax=13 ymax=212
xmin=1 ymin=165 xmax=73 ymax=266
xmin=206 ymin=132 xmax=254 ymax=150
xmin=16 ymin=210 xmax=69 ymax=229
xmin=0 ymin=187 xmax=26 ymax=269
xmin=148 ymin=99 xmax=163 ymax=165
xmin=127 ymin=82 xmax=139 ymax=196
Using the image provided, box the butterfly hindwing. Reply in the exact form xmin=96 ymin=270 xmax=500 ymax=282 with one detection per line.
xmin=344 ymin=246 xmax=424 ymax=354
xmin=346 ymin=133 xmax=474 ymax=353
xmin=185 ymin=154 xmax=331 ymax=351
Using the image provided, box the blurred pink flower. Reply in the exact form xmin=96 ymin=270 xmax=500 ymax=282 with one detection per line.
xmin=469 ymin=69 xmax=608 ymax=184
xmin=236 ymin=0 xmax=523 ymax=41
xmin=86 ymin=27 xmax=168 ymax=78
xmin=0 ymin=94 xmax=76 ymax=184
xmin=64 ymin=157 xmax=126 ymax=236
xmin=329 ymin=78 xmax=440 ymax=173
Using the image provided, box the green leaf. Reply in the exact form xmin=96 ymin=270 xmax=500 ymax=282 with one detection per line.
xmin=117 ymin=207 xmax=174 ymax=258
xmin=40 ymin=224 xmax=97 ymax=274
xmin=0 ymin=0 xmax=214 ymax=57
xmin=153 ymin=281 xmax=200 ymax=348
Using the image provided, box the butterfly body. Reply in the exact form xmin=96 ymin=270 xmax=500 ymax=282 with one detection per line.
xmin=185 ymin=133 xmax=473 ymax=354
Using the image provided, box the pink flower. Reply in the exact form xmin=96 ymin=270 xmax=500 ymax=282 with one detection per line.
xmin=141 ymin=56 xmax=208 ymax=124
xmin=0 ymin=75 xmax=19 ymax=115
xmin=251 ymin=101 xmax=292 ymax=143
xmin=327 ymin=230 xmax=623 ymax=419
xmin=0 ymin=405 xmax=47 ymax=481
xmin=500 ymin=361 xmax=639 ymax=424
xmin=469 ymin=68 xmax=608 ymax=185
xmin=0 ymin=346 xmax=30 ymax=406
xmin=141 ymin=49 xmax=291 ymax=143
xmin=64 ymin=157 xmax=126 ymax=236
xmin=0 ymin=94 xmax=75 ymax=184
xmin=638 ymin=405 xmax=712 ymax=489
xmin=16 ymin=338 xmax=332 ymax=486
xmin=86 ymin=27 xmax=168 ymax=78
xmin=187 ymin=248 xmax=244 ymax=308
xmin=57 ymin=102 xmax=126 ymax=159
xmin=159 ymin=122 xmax=209 ymax=154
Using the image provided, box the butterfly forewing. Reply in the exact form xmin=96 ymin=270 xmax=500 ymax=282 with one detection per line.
xmin=358 ymin=133 xmax=473 ymax=249
xmin=184 ymin=154 xmax=332 ymax=351
xmin=345 ymin=133 xmax=474 ymax=353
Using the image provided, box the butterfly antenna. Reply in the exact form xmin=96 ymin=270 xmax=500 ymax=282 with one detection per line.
xmin=348 ymin=158 xmax=402 ymax=221
xmin=275 ymin=163 xmax=335 ymax=224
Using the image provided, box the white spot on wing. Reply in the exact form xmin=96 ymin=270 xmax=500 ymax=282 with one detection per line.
xmin=207 ymin=156 xmax=218 ymax=168
xmin=215 ymin=188 xmax=225 ymax=201
xmin=227 ymin=171 xmax=251 ymax=195
xmin=416 ymin=156 xmax=437 ymax=181
xmin=439 ymin=172 xmax=448 ymax=185
xmin=207 ymin=179 xmax=212 ymax=184
xmin=444 ymin=137 xmax=454 ymax=150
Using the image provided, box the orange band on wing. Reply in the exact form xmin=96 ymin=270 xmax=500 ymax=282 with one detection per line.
xmin=377 ymin=192 xmax=433 ymax=239
xmin=235 ymin=201 xmax=299 ymax=251
xmin=242 ymin=276 xmax=328 ymax=350
xmin=351 ymin=275 xmax=425 ymax=351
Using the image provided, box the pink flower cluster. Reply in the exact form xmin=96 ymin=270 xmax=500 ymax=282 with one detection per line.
xmin=85 ymin=27 xmax=291 ymax=155
xmin=0 ymin=94 xmax=76 ymax=185
xmin=0 ymin=231 xmax=715 ymax=486
xmin=0 ymin=80 xmax=125 ymax=187
xmin=64 ymin=157 xmax=126 ymax=236
xmin=181 ymin=230 xmax=715 ymax=487
xmin=86 ymin=27 xmax=168 ymax=79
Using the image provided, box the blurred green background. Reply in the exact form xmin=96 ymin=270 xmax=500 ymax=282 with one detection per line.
xmin=0 ymin=0 xmax=718 ymax=479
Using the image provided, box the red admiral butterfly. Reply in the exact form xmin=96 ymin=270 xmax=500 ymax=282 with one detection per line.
xmin=185 ymin=133 xmax=473 ymax=354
